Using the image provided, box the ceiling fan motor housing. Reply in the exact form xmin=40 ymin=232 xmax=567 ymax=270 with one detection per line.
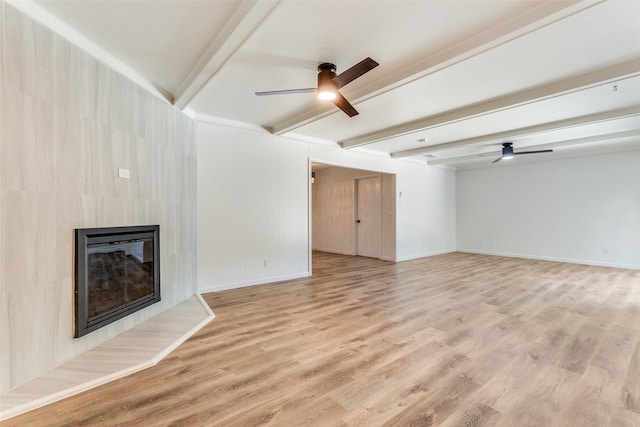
xmin=503 ymin=143 xmax=514 ymax=157
xmin=318 ymin=63 xmax=337 ymax=88
xmin=317 ymin=63 xmax=338 ymax=99
xmin=317 ymin=63 xmax=337 ymax=74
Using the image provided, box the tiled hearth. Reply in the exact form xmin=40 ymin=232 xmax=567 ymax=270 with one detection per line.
xmin=0 ymin=295 xmax=214 ymax=422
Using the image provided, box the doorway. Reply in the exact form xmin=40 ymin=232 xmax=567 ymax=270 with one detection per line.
xmin=310 ymin=162 xmax=395 ymax=264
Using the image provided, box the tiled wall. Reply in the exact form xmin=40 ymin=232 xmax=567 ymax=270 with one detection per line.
xmin=0 ymin=3 xmax=197 ymax=392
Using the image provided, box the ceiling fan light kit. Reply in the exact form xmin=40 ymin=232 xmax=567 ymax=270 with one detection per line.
xmin=318 ymin=88 xmax=337 ymax=100
xmin=255 ymin=57 xmax=379 ymax=117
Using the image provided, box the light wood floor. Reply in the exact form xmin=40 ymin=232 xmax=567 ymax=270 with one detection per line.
xmin=4 ymin=252 xmax=640 ymax=426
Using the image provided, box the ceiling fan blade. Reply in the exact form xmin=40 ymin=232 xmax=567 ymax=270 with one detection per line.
xmin=255 ymin=88 xmax=316 ymax=96
xmin=514 ymin=149 xmax=554 ymax=156
xmin=492 ymin=156 xmax=502 ymax=163
xmin=333 ymin=57 xmax=379 ymax=88
xmin=479 ymin=151 xmax=502 ymax=157
xmin=333 ymin=91 xmax=359 ymax=117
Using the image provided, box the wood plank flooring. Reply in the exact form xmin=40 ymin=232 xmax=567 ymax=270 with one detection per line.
xmin=3 ymin=252 xmax=640 ymax=426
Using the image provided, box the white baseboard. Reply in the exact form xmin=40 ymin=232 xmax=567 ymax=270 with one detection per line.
xmin=396 ymin=249 xmax=456 ymax=262
xmin=457 ymin=248 xmax=640 ymax=270
xmin=314 ymin=249 xmax=395 ymax=261
xmin=312 ymin=247 xmax=356 ymax=256
xmin=198 ymin=271 xmax=311 ymax=294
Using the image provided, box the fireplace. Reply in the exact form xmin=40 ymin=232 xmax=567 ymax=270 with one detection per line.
xmin=74 ymin=225 xmax=160 ymax=338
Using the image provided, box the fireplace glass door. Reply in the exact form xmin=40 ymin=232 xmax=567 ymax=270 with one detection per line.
xmin=75 ymin=225 xmax=160 ymax=337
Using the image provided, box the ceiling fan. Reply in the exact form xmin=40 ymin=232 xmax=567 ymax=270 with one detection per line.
xmin=493 ymin=142 xmax=553 ymax=163
xmin=255 ymin=57 xmax=379 ymax=117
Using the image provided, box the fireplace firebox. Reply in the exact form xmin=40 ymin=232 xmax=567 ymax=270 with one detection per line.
xmin=74 ymin=225 xmax=160 ymax=338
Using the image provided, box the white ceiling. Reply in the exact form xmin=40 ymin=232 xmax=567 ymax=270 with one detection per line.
xmin=25 ymin=0 xmax=640 ymax=168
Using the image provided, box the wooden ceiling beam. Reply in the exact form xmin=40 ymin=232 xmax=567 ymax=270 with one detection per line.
xmin=174 ymin=1 xmax=281 ymax=110
xmin=270 ymin=0 xmax=601 ymax=136
xmin=341 ymin=59 xmax=640 ymax=149
xmin=426 ymin=129 xmax=640 ymax=166
xmin=390 ymin=106 xmax=640 ymax=158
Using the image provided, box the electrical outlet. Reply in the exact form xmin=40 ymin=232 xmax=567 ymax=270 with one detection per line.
xmin=118 ymin=168 xmax=130 ymax=179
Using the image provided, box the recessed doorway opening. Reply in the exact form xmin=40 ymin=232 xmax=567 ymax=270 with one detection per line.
xmin=310 ymin=162 xmax=396 ymax=267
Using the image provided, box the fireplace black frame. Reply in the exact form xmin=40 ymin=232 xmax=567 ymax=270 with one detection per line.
xmin=74 ymin=225 xmax=160 ymax=338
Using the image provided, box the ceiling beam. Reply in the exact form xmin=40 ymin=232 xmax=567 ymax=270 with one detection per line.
xmin=340 ymin=58 xmax=640 ymax=149
xmin=426 ymin=129 xmax=640 ymax=166
xmin=390 ymin=106 xmax=640 ymax=158
xmin=173 ymin=0 xmax=281 ymax=110
xmin=270 ymin=0 xmax=603 ymax=135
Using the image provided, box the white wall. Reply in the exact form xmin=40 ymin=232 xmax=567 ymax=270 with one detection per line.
xmin=457 ymin=149 xmax=640 ymax=269
xmin=381 ymin=173 xmax=397 ymax=260
xmin=1 ymin=4 xmax=197 ymax=393
xmin=197 ymin=123 xmax=311 ymax=292
xmin=395 ymin=159 xmax=457 ymax=261
xmin=196 ymin=121 xmax=456 ymax=292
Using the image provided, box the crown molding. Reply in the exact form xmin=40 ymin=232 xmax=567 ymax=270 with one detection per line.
xmin=195 ymin=113 xmax=269 ymax=134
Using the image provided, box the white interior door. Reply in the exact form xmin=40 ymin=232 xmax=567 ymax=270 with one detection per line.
xmin=356 ymin=176 xmax=381 ymax=258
